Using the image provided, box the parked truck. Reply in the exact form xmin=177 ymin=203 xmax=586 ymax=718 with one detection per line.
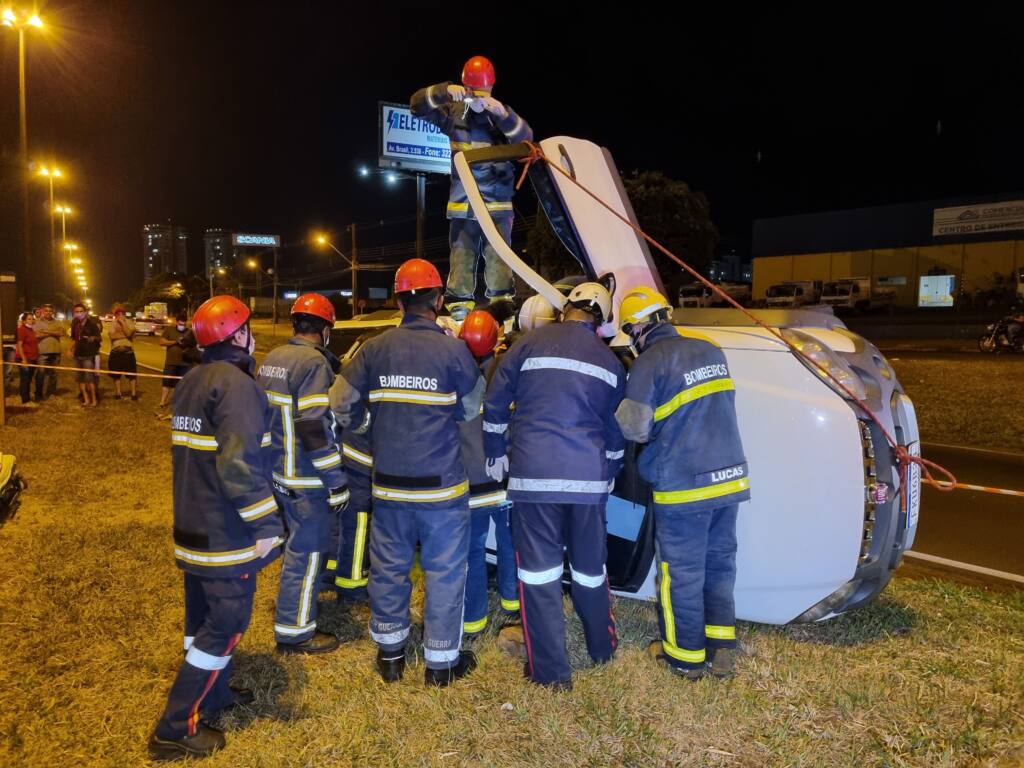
xmin=821 ymin=277 xmax=896 ymax=313
xmin=766 ymin=280 xmax=821 ymax=308
xmin=679 ymin=281 xmax=752 ymax=308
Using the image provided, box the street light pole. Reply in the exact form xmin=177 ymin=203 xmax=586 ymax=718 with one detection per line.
xmin=18 ymin=26 xmax=30 ymax=306
xmin=416 ymin=174 xmax=426 ymax=259
xmin=350 ymin=224 xmax=359 ymax=316
xmin=272 ymin=248 xmax=279 ymax=329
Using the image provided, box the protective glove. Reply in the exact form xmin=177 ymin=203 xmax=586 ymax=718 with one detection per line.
xmin=328 ymin=486 xmax=350 ymax=514
xmin=486 ymin=455 xmax=509 ymax=483
xmin=481 ymin=96 xmax=508 ymax=119
xmin=446 ymin=84 xmax=467 ymax=102
xmin=255 ymin=537 xmax=278 ymax=559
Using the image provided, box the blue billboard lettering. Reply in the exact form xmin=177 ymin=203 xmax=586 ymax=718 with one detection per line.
xmin=386 ymin=141 xmax=451 ymax=160
xmin=385 ymin=109 xmax=444 ymax=136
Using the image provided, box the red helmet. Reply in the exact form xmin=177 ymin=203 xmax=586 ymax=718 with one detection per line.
xmin=461 ymin=56 xmax=496 ymax=89
xmin=395 ymin=258 xmax=443 ymax=294
xmin=459 ymin=309 xmax=499 ymax=358
xmin=192 ymin=294 xmax=250 ymax=347
xmin=291 ymin=292 xmax=335 ymax=324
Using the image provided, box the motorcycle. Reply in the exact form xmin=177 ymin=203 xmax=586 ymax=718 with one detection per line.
xmin=978 ymin=317 xmax=1024 ymax=353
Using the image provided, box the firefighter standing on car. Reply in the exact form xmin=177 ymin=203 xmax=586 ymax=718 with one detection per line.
xmin=458 ymin=310 xmax=519 ymax=638
xmin=483 ymin=283 xmax=625 ymax=690
xmin=149 ymin=295 xmax=283 ymax=762
xmin=257 ymin=293 xmax=349 ymax=654
xmin=410 ymin=55 xmax=533 ymax=320
xmin=614 ymin=285 xmax=750 ymax=680
xmin=329 ymin=258 xmax=485 ymax=686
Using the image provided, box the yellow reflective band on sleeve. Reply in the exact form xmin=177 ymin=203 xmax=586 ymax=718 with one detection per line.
xmin=273 ymin=473 xmax=325 ymax=488
xmin=372 ymin=481 xmax=469 ymax=503
xmin=171 ymin=432 xmax=219 ymax=451
xmin=450 ymin=141 xmax=472 ymax=151
xmin=328 ymin=488 xmax=350 ymax=506
xmin=297 ymin=394 xmax=330 ymax=411
xmin=312 ymin=452 xmax=343 ymax=470
xmin=652 ymin=477 xmax=750 ymax=506
xmin=485 ymin=201 xmax=513 ymax=211
xmin=447 ymin=202 xmax=470 ymax=213
xmin=265 ymin=391 xmax=292 ymax=407
xmin=174 ymin=545 xmax=259 ymax=567
xmin=469 ymin=490 xmax=507 ymax=508
xmin=500 ymin=598 xmax=520 ymax=612
xmin=238 ymin=495 xmax=277 ymax=522
xmin=705 ymin=624 xmax=736 ymax=641
xmin=653 ymin=378 xmax=735 ymax=422
xmin=326 ymin=559 xmax=337 ymax=572
xmin=368 ymin=389 xmax=457 ymax=406
xmin=342 ymin=443 xmax=373 ymax=468
xmin=261 ymin=432 xmax=272 ymax=448
xmin=463 ymin=617 xmax=488 ymax=634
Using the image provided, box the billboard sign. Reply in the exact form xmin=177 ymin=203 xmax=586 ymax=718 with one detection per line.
xmin=232 ymin=233 xmax=280 ymax=247
xmin=378 ymin=101 xmax=451 ymax=175
xmin=932 ymin=201 xmax=1024 ymax=237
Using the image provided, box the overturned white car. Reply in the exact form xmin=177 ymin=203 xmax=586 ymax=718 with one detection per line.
xmin=332 ymin=136 xmax=922 ymax=625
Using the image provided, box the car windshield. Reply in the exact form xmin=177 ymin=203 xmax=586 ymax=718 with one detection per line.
xmin=768 ymin=285 xmax=798 ymax=297
xmin=824 ymin=282 xmax=851 ymax=295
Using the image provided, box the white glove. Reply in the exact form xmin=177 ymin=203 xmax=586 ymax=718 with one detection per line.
xmin=255 ymin=537 xmax=278 ymax=559
xmin=486 ymin=456 xmax=509 ymax=483
xmin=481 ymin=96 xmax=508 ymax=119
xmin=446 ymin=84 xmax=467 ymax=102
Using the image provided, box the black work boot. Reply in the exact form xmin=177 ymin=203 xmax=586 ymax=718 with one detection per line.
xmin=424 ymin=650 xmax=477 ymax=687
xmin=276 ymin=631 xmax=340 ymax=655
xmin=708 ymin=646 xmax=737 ymax=679
xmin=148 ymin=723 xmax=225 ymax=762
xmin=377 ymin=648 xmax=406 ymax=682
xmin=647 ymin=640 xmax=705 ymax=681
xmin=201 ymin=684 xmax=255 ymax=717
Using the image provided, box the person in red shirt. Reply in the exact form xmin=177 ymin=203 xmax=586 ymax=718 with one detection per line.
xmin=15 ymin=312 xmax=43 ymax=407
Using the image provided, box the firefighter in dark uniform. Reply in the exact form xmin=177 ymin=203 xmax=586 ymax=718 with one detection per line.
xmin=410 ymin=55 xmax=533 ymax=320
xmin=614 ymin=286 xmax=750 ymax=680
xmin=483 ymin=283 xmax=626 ymax=690
xmin=257 ymin=293 xmax=349 ymax=653
xmin=149 ymin=295 xmax=284 ymax=761
xmin=330 ymin=258 xmax=484 ymax=686
xmin=333 ymin=392 xmax=375 ymax=603
xmin=458 ymin=310 xmax=519 ymax=638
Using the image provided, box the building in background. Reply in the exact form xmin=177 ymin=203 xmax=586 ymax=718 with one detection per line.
xmin=752 ymin=193 xmax=1024 ymax=306
xmin=204 ymin=228 xmax=234 ymax=274
xmin=142 ymin=223 xmax=189 ymax=282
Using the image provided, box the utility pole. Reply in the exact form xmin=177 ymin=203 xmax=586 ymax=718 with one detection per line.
xmin=416 ymin=173 xmax=426 ymax=259
xmin=349 ymin=223 xmax=359 ymax=318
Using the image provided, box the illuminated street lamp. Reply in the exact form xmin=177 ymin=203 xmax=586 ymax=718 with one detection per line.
xmin=38 ymin=165 xmax=63 ymax=294
xmin=2 ymin=8 xmax=45 ymax=303
xmin=312 ymin=232 xmax=357 ymax=310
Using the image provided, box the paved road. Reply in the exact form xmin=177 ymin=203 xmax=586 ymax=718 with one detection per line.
xmin=911 ymin=442 xmax=1024 ymax=579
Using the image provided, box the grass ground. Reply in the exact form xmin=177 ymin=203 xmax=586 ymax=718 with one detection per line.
xmin=889 ymin=356 xmax=1024 ymax=452
xmin=0 ymin=393 xmax=1021 ymax=767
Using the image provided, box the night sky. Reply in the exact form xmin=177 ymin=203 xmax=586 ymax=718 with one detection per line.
xmin=1 ymin=1 xmax=1022 ymax=308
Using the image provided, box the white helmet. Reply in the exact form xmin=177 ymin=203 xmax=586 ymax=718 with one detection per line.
xmin=565 ymin=282 xmax=613 ymax=325
xmin=518 ymin=294 xmax=561 ymax=331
